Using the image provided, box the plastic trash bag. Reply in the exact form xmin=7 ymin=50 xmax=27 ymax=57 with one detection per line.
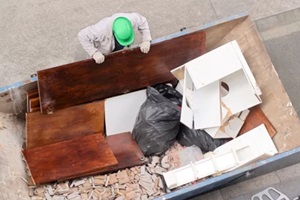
xmin=177 ymin=125 xmax=227 ymax=153
xmin=132 ymin=86 xmax=181 ymax=156
xmin=153 ymin=83 xmax=182 ymax=107
xmin=179 ymin=145 xmax=204 ymax=166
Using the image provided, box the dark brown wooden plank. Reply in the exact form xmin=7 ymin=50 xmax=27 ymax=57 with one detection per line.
xmin=76 ymin=132 xmax=147 ymax=178
xmin=239 ymin=106 xmax=277 ymax=137
xmin=23 ymin=134 xmax=118 ymax=185
xmin=26 ymin=101 xmax=105 ymax=148
xmin=37 ymin=31 xmax=206 ymax=113
xmin=29 ymin=97 xmax=40 ymax=108
xmin=29 ymin=97 xmax=40 ymax=112
xmin=30 ymin=107 xmax=40 ymax=113
xmin=26 ymin=89 xmax=39 ymax=113
xmin=27 ymin=89 xmax=39 ymax=99
xmin=106 ymin=132 xmax=147 ymax=171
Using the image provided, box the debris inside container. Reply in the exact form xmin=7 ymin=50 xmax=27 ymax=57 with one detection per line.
xmin=27 ymin=142 xmax=192 ymax=200
xmin=20 ymin=32 xmax=280 ymax=199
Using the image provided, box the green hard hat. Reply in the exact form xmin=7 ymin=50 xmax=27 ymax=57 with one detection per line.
xmin=113 ymin=17 xmax=134 ymax=46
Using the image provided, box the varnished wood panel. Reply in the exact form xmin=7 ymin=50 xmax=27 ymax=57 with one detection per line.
xmin=78 ymin=132 xmax=147 ymax=177
xmin=106 ymin=132 xmax=147 ymax=171
xmin=239 ymin=106 xmax=277 ymax=137
xmin=26 ymin=89 xmax=39 ymax=113
xmin=29 ymin=97 xmax=40 ymax=112
xmin=37 ymin=31 xmax=206 ymax=113
xmin=26 ymin=101 xmax=105 ymax=148
xmin=23 ymin=134 xmax=118 ymax=185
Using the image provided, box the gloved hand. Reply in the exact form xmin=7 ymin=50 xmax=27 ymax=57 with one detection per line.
xmin=139 ymin=41 xmax=151 ymax=54
xmin=92 ymin=52 xmax=105 ymax=64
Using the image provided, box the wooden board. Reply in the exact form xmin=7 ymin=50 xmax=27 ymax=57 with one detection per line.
xmin=78 ymin=132 xmax=147 ymax=177
xmin=239 ymin=106 xmax=277 ymax=137
xmin=23 ymin=134 xmax=118 ymax=185
xmin=29 ymin=97 xmax=40 ymax=112
xmin=26 ymin=89 xmax=39 ymax=113
xmin=26 ymin=101 xmax=105 ymax=148
xmin=37 ymin=31 xmax=206 ymax=113
xmin=106 ymin=132 xmax=147 ymax=171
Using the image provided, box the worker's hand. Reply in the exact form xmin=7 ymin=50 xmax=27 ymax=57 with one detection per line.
xmin=139 ymin=41 xmax=151 ymax=54
xmin=92 ymin=52 xmax=105 ymax=64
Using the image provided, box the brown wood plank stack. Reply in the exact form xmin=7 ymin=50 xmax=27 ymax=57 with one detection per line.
xmin=239 ymin=106 xmax=277 ymax=137
xmin=37 ymin=31 xmax=206 ymax=113
xmin=23 ymin=134 xmax=118 ymax=185
xmin=26 ymin=101 xmax=105 ymax=148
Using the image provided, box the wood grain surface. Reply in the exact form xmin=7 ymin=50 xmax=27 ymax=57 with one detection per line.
xmin=239 ymin=106 xmax=277 ymax=137
xmin=23 ymin=134 xmax=117 ymax=185
xmin=26 ymin=89 xmax=39 ymax=113
xmin=37 ymin=31 xmax=206 ymax=113
xmin=26 ymin=101 xmax=105 ymax=148
xmin=106 ymin=132 xmax=147 ymax=172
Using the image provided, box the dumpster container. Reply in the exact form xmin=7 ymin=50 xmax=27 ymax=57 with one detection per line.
xmin=0 ymin=13 xmax=299 ymax=200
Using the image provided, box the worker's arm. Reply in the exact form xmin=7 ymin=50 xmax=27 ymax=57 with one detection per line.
xmin=130 ymin=13 xmax=152 ymax=53
xmin=77 ymin=28 xmax=99 ymax=57
xmin=131 ymin=13 xmax=152 ymax=42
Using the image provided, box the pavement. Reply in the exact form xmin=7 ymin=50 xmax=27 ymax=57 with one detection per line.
xmin=1 ymin=1 xmax=300 ymax=199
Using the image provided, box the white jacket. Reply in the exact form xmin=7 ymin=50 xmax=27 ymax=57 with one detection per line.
xmin=78 ymin=13 xmax=152 ymax=56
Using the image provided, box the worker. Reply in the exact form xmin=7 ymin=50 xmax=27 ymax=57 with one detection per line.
xmin=78 ymin=12 xmax=152 ymax=64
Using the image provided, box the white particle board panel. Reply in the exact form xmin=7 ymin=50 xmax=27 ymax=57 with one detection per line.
xmin=163 ymin=150 xmax=238 ymax=189
xmin=175 ymin=82 xmax=183 ymax=95
xmin=171 ymin=66 xmax=184 ymax=94
xmin=105 ymin=89 xmax=147 ymax=136
xmin=193 ymin=81 xmax=222 ymax=129
xmin=186 ymin=41 xmax=242 ymax=89
xmin=163 ymin=124 xmax=278 ymax=189
xmin=205 ymin=109 xmax=250 ymax=139
xmin=180 ymin=67 xmax=194 ymax=129
xmin=205 ymin=116 xmax=244 ymax=139
xmin=204 ymin=105 xmax=230 ymax=138
xmin=214 ymin=124 xmax=278 ymax=169
xmin=221 ymin=70 xmax=261 ymax=114
xmin=222 ymin=116 xmax=245 ymax=138
xmin=177 ymin=67 xmax=222 ymax=129
xmin=231 ymin=40 xmax=262 ymax=96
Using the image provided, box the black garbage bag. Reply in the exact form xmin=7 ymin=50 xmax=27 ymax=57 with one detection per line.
xmin=153 ymin=83 xmax=182 ymax=107
xmin=132 ymin=86 xmax=181 ymax=156
xmin=177 ymin=124 xmax=227 ymax=153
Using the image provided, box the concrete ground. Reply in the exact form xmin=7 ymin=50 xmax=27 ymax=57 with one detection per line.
xmin=1 ymin=1 xmax=300 ymax=199
xmin=1 ymin=0 xmax=300 ymax=88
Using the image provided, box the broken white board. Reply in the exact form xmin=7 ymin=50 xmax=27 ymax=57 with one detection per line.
xmin=186 ymin=41 xmax=242 ymax=89
xmin=213 ymin=124 xmax=278 ymax=170
xmin=180 ymin=67 xmax=194 ymax=129
xmin=163 ymin=124 xmax=278 ymax=189
xmin=205 ymin=109 xmax=250 ymax=139
xmin=171 ymin=41 xmax=261 ymax=130
xmin=174 ymin=66 xmax=222 ymax=129
xmin=193 ymin=80 xmax=222 ymax=129
xmin=221 ymin=70 xmax=261 ymax=115
xmin=105 ymin=89 xmax=147 ymax=136
xmin=175 ymin=82 xmax=183 ymax=95
xmin=163 ymin=149 xmax=239 ymax=189
xmin=171 ymin=65 xmax=185 ymax=95
xmin=231 ymin=40 xmax=262 ymax=96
